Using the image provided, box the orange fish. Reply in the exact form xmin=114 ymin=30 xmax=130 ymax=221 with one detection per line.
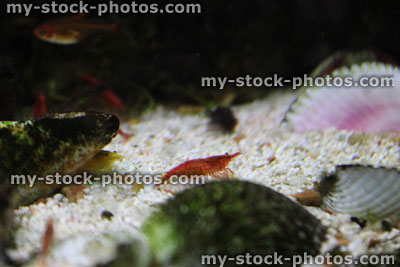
xmin=34 ymin=91 xmax=47 ymax=119
xmin=33 ymin=16 xmax=118 ymax=45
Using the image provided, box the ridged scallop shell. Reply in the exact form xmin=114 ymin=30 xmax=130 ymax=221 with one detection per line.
xmin=282 ymin=63 xmax=400 ymax=132
xmin=310 ymin=49 xmax=397 ymax=78
xmin=319 ymin=165 xmax=400 ymax=221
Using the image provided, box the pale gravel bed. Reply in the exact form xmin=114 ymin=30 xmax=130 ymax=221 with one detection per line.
xmin=8 ymin=91 xmax=400 ymax=266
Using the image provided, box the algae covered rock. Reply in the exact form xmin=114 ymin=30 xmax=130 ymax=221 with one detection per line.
xmin=0 ymin=171 xmax=15 ymax=266
xmin=100 ymin=233 xmax=152 ymax=267
xmin=139 ymin=180 xmax=326 ymax=267
xmin=0 ymin=112 xmax=119 ymax=205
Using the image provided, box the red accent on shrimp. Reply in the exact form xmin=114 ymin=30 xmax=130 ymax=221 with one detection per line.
xmin=117 ymin=129 xmax=132 ymax=140
xmin=157 ymin=152 xmax=241 ymax=187
xmin=101 ymin=89 xmax=125 ymax=110
xmin=79 ymin=74 xmax=102 ymax=88
xmin=40 ymin=218 xmax=54 ymax=267
xmin=34 ymin=91 xmax=47 ymax=119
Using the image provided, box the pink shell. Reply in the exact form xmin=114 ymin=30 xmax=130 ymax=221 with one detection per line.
xmin=310 ymin=49 xmax=398 ymax=78
xmin=283 ymin=63 xmax=400 ymax=133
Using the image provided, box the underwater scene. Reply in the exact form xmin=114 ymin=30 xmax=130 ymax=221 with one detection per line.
xmin=1 ymin=0 xmax=400 ymax=266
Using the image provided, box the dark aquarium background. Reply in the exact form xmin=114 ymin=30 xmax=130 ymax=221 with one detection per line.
xmin=1 ymin=0 xmax=400 ymax=120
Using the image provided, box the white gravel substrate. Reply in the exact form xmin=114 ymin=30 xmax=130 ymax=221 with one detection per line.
xmin=8 ymin=91 xmax=400 ymax=266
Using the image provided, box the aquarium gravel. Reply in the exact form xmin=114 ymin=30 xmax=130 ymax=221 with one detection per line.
xmin=9 ymin=91 xmax=400 ymax=266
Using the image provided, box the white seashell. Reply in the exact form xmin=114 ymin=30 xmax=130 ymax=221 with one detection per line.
xmin=310 ymin=50 xmax=379 ymax=78
xmin=319 ymin=165 xmax=400 ymax=221
xmin=282 ymin=63 xmax=400 ymax=133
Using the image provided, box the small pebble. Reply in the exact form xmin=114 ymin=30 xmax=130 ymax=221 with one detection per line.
xmin=209 ymin=106 xmax=238 ymax=133
xmin=350 ymin=217 xmax=367 ymax=229
xmin=53 ymin=194 xmax=64 ymax=202
xmin=381 ymin=220 xmax=392 ymax=232
xmin=293 ymin=189 xmax=321 ymax=207
xmin=101 ymin=210 xmax=114 ymax=220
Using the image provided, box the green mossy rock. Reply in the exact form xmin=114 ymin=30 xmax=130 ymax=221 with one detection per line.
xmin=0 ymin=112 xmax=119 ymax=205
xmin=140 ymin=180 xmax=326 ymax=267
